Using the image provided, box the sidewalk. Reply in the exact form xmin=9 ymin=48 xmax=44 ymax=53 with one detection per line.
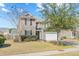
xmin=14 ymin=46 xmax=79 ymax=56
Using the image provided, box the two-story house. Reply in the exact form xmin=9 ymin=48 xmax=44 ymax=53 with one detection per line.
xmin=17 ymin=14 xmax=44 ymax=40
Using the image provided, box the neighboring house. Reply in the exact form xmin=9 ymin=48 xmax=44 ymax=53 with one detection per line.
xmin=17 ymin=14 xmax=44 ymax=40
xmin=74 ymin=27 xmax=79 ymax=38
xmin=60 ymin=30 xmax=74 ymax=39
xmin=0 ymin=28 xmax=9 ymax=35
xmin=0 ymin=28 xmax=17 ymax=39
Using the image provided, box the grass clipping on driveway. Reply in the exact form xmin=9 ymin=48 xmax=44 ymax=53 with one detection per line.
xmin=0 ymin=40 xmax=73 ymax=55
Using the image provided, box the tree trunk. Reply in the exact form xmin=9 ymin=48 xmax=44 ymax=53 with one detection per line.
xmin=57 ymin=31 xmax=61 ymax=45
xmin=16 ymin=21 xmax=22 ymax=42
xmin=18 ymin=34 xmax=21 ymax=42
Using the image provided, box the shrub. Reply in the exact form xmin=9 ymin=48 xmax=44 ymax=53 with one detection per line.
xmin=0 ymin=34 xmax=6 ymax=46
xmin=28 ymin=35 xmax=37 ymax=41
xmin=61 ymin=36 xmax=67 ymax=40
xmin=21 ymin=35 xmax=37 ymax=42
xmin=21 ymin=35 xmax=26 ymax=41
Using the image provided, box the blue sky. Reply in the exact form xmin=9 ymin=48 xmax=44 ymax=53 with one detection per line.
xmin=0 ymin=3 xmax=43 ymax=28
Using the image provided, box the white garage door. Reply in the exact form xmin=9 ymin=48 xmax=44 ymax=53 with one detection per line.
xmin=45 ymin=32 xmax=57 ymax=41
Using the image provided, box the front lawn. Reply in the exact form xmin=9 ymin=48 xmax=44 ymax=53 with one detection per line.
xmin=0 ymin=40 xmax=73 ymax=55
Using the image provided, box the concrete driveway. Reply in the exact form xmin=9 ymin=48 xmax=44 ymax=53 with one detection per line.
xmin=63 ymin=41 xmax=79 ymax=46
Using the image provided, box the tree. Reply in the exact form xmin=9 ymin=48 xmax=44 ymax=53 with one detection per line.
xmin=40 ymin=3 xmax=79 ymax=45
xmin=7 ymin=4 xmax=28 ymax=42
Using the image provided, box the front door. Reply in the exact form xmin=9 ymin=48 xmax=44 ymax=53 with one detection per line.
xmin=36 ymin=31 xmax=40 ymax=39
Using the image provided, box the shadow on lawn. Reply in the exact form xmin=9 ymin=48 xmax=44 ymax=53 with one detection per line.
xmin=0 ymin=44 xmax=11 ymax=48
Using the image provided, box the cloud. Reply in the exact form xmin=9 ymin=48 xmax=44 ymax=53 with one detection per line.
xmin=0 ymin=3 xmax=5 ymax=7
xmin=36 ymin=3 xmax=62 ymax=12
xmin=2 ymin=8 xmax=10 ymax=12
xmin=36 ymin=3 xmax=44 ymax=9
xmin=17 ymin=8 xmax=24 ymax=13
xmin=36 ymin=3 xmax=44 ymax=12
xmin=0 ymin=3 xmax=10 ymax=13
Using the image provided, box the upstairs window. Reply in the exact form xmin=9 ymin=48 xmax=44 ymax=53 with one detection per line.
xmin=30 ymin=19 xmax=32 ymax=25
xmin=25 ymin=18 xmax=27 ymax=25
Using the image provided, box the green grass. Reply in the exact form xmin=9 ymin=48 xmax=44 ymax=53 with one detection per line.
xmin=52 ymin=51 xmax=79 ymax=56
xmin=0 ymin=40 xmax=73 ymax=55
